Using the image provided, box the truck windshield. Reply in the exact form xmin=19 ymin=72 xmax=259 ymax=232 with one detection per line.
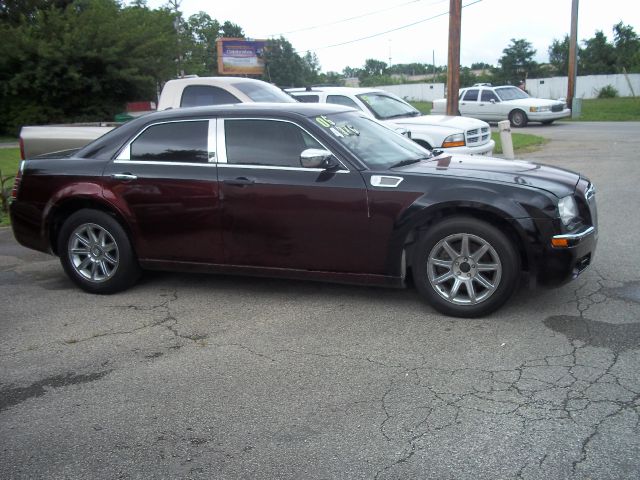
xmin=232 ymin=81 xmax=297 ymax=103
xmin=355 ymin=93 xmax=421 ymax=120
xmin=314 ymin=112 xmax=431 ymax=170
xmin=495 ymin=87 xmax=529 ymax=101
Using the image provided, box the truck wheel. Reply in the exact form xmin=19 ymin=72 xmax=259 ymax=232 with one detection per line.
xmin=509 ymin=109 xmax=528 ymax=128
xmin=412 ymin=217 xmax=520 ymax=317
xmin=58 ymin=209 xmax=140 ymax=294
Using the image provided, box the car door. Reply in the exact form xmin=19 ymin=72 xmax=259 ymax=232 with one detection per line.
xmin=217 ymin=117 xmax=371 ymax=273
xmin=103 ymin=118 xmax=224 ymax=263
xmin=459 ymin=88 xmax=481 ymax=118
xmin=479 ymin=89 xmax=502 ymax=120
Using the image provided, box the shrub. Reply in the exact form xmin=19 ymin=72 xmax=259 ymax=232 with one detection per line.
xmin=598 ymin=85 xmax=619 ymax=98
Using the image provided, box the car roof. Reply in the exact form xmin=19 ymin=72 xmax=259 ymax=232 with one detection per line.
xmin=164 ymin=76 xmax=271 ymax=87
xmin=287 ymin=86 xmax=384 ymax=95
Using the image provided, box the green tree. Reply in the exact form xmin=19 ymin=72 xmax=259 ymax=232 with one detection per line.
xmin=612 ymin=22 xmax=640 ymax=72
xmin=362 ymin=58 xmax=388 ymax=77
xmin=496 ymin=38 xmax=539 ymax=85
xmin=548 ymin=35 xmax=573 ymax=75
xmin=580 ymin=30 xmax=616 ymax=74
xmin=261 ymin=37 xmax=307 ymax=87
xmin=0 ymin=0 xmax=177 ymax=135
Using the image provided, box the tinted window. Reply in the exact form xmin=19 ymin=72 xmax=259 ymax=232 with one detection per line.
xmin=495 ymin=86 xmax=530 ymax=100
xmin=225 ymin=119 xmax=322 ymax=167
xmin=481 ymin=90 xmax=499 ymax=102
xmin=295 ymin=95 xmax=320 ymax=103
xmin=327 ymin=95 xmax=360 ymax=110
xmin=462 ymin=89 xmax=479 ymax=101
xmin=130 ymin=121 xmax=209 ymax=163
xmin=180 ymin=85 xmax=240 ymax=107
xmin=232 ymin=81 xmax=297 ymax=103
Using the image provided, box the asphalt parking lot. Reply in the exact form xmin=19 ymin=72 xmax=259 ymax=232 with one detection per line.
xmin=1 ymin=121 xmax=639 ymax=479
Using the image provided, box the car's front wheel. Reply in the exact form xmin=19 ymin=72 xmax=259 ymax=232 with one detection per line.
xmin=58 ymin=209 xmax=140 ymax=294
xmin=509 ymin=109 xmax=528 ymax=128
xmin=412 ymin=217 xmax=520 ymax=317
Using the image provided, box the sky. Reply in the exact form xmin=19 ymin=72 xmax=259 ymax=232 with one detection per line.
xmin=144 ymin=0 xmax=640 ymax=73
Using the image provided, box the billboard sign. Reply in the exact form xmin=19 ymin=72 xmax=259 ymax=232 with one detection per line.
xmin=216 ymin=38 xmax=267 ymax=75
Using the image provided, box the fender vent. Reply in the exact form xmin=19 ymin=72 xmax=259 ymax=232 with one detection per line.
xmin=370 ymin=175 xmax=404 ymax=188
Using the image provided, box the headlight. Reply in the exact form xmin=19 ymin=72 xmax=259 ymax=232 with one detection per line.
xmin=530 ymin=106 xmax=551 ymax=112
xmin=558 ymin=196 xmax=579 ymax=225
xmin=442 ymin=133 xmax=465 ymax=148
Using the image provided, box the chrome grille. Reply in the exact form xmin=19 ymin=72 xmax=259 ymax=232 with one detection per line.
xmin=465 ymin=127 xmax=490 ymax=146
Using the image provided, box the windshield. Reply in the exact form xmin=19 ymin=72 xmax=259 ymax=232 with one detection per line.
xmin=315 ymin=112 xmax=431 ymax=169
xmin=232 ymin=81 xmax=296 ymax=103
xmin=495 ymin=87 xmax=530 ymax=101
xmin=355 ymin=93 xmax=420 ymax=120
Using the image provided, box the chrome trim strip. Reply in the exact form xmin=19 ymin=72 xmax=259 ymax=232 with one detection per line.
xmin=217 ymin=164 xmax=349 ymax=173
xmin=552 ymin=226 xmax=596 ymax=247
xmin=216 ymin=118 xmax=227 ymax=163
xmin=113 ymin=160 xmax=216 ymax=167
xmin=207 ymin=119 xmax=216 ymax=163
xmin=370 ymin=175 xmax=404 ymax=187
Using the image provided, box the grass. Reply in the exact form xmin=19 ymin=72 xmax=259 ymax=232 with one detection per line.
xmin=491 ymin=132 xmax=548 ymax=155
xmin=408 ymin=101 xmax=432 ymax=114
xmin=566 ymin=97 xmax=640 ymax=121
xmin=0 ymin=148 xmax=21 ymax=226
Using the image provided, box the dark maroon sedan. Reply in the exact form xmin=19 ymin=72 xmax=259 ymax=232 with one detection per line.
xmin=10 ymin=103 xmax=597 ymax=317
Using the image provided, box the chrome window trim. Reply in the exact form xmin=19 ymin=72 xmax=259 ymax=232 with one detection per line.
xmin=113 ymin=160 xmax=217 ymax=167
xmin=115 ymin=118 xmax=213 ymax=163
xmin=218 ymin=117 xmax=350 ymax=172
xmin=217 ymin=164 xmax=349 ymax=173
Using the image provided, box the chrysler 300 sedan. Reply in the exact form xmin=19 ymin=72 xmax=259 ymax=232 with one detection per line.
xmin=10 ymin=103 xmax=597 ymax=317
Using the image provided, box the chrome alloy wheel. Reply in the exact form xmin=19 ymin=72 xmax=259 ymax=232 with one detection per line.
xmin=67 ymin=223 xmax=119 ymax=283
xmin=427 ymin=233 xmax=502 ymax=305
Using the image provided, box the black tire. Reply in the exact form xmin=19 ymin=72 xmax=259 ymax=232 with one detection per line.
xmin=541 ymin=120 xmax=554 ymax=125
xmin=412 ymin=217 xmax=521 ymax=317
xmin=509 ymin=109 xmax=528 ymax=128
xmin=58 ymin=209 xmax=141 ymax=294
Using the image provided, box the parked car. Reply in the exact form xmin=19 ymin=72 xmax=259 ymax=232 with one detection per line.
xmin=286 ymin=87 xmax=495 ymax=155
xmin=10 ymin=103 xmax=597 ymax=317
xmin=431 ymin=84 xmax=571 ymax=127
xmin=20 ymin=76 xmax=297 ymax=159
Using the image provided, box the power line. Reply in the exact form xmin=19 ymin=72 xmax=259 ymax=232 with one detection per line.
xmin=299 ymin=0 xmax=482 ymax=53
xmin=270 ymin=0 xmax=447 ymax=37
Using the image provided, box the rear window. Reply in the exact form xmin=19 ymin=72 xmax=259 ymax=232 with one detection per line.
xmin=294 ymin=95 xmax=320 ymax=103
xmin=462 ymin=89 xmax=479 ymax=101
xmin=180 ymin=85 xmax=240 ymax=107
xmin=130 ymin=121 xmax=208 ymax=163
xmin=232 ymin=81 xmax=297 ymax=103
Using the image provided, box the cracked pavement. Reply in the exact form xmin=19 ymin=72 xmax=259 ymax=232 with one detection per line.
xmin=1 ymin=122 xmax=639 ymax=479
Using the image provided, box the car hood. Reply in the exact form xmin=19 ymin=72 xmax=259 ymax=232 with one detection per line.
xmin=391 ymin=114 xmax=488 ymax=130
xmin=503 ymin=98 xmax=564 ymax=107
xmin=396 ymin=154 xmax=580 ymax=197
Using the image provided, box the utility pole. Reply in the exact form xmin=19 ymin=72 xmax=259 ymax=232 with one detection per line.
xmin=446 ymin=0 xmax=462 ymax=116
xmin=168 ymin=0 xmax=184 ymax=78
xmin=567 ymin=0 xmax=579 ymax=110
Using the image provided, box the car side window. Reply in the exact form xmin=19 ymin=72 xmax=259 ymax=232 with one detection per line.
xmin=180 ymin=85 xmax=241 ymax=107
xmin=295 ymin=95 xmax=320 ymax=103
xmin=130 ymin=121 xmax=209 ymax=163
xmin=327 ymin=95 xmax=361 ymax=110
xmin=224 ymin=119 xmax=323 ymax=167
xmin=462 ymin=89 xmax=479 ymax=101
xmin=481 ymin=90 xmax=499 ymax=102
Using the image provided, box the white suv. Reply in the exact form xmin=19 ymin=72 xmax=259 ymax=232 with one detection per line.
xmin=287 ymin=87 xmax=494 ymax=156
xmin=431 ymin=84 xmax=570 ymax=127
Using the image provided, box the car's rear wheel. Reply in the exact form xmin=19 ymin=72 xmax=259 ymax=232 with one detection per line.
xmin=509 ymin=109 xmax=528 ymax=128
xmin=58 ymin=209 xmax=140 ymax=294
xmin=412 ymin=217 xmax=520 ymax=317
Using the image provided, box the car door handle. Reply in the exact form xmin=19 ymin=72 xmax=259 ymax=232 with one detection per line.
xmin=223 ymin=177 xmax=255 ymax=186
xmin=112 ymin=173 xmax=138 ymax=181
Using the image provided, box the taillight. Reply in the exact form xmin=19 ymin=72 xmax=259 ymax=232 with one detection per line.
xmin=19 ymin=136 xmax=25 ymax=160
xmin=11 ymin=161 xmax=24 ymax=201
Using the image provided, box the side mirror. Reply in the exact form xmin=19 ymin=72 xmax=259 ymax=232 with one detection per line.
xmin=395 ymin=127 xmax=412 ymax=139
xmin=490 ymin=99 xmax=496 ymax=104
xmin=300 ymin=148 xmax=339 ymax=170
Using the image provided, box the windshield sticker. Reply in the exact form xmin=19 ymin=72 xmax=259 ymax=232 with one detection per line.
xmin=360 ymin=95 xmax=371 ymax=104
xmin=316 ymin=116 xmax=360 ymax=139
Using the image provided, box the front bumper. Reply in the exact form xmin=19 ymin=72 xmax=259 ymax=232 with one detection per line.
xmin=537 ymin=225 xmax=597 ymax=287
xmin=528 ymin=108 xmax=571 ymax=122
xmin=442 ymin=139 xmax=495 ymax=156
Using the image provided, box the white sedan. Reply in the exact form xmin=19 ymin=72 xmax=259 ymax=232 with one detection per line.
xmin=287 ymin=87 xmax=494 ymax=155
xmin=432 ymin=84 xmax=571 ymax=127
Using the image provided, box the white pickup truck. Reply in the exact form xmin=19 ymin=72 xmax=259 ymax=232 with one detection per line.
xmin=20 ymin=77 xmax=296 ymax=158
